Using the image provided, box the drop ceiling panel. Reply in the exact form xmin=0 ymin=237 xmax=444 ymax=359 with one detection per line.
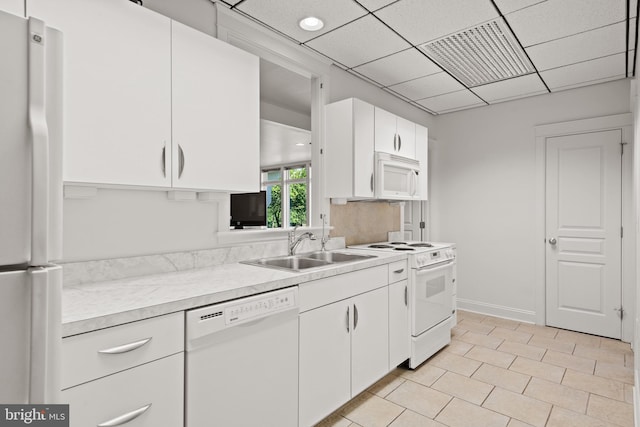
xmin=374 ymin=0 xmax=499 ymax=45
xmin=506 ymin=0 xmax=626 ymax=47
xmin=388 ymin=72 xmax=466 ymax=100
xmin=540 ymin=53 xmax=626 ymax=90
xmin=417 ymin=90 xmax=485 ymax=113
xmin=353 ymin=48 xmax=441 ymax=87
xmin=493 ymin=0 xmax=546 ymax=15
xmin=526 ymin=22 xmax=626 ymax=71
xmin=473 ymin=73 xmax=547 ymax=103
xmin=358 ymin=0 xmax=398 ymax=12
xmin=305 ymin=14 xmax=410 ymax=68
xmin=236 ymin=0 xmax=367 ymax=43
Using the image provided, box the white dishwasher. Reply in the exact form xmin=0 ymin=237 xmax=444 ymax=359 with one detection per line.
xmin=185 ymin=287 xmax=299 ymax=427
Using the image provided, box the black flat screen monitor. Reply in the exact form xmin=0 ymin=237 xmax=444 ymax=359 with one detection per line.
xmin=230 ymin=191 xmax=267 ymax=229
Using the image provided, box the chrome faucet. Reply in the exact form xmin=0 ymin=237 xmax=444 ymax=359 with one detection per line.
xmin=288 ymin=226 xmax=316 ymax=256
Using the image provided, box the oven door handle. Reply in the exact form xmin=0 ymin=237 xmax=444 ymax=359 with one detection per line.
xmin=415 ymin=259 xmax=455 ymax=275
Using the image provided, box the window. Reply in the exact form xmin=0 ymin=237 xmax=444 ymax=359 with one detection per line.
xmin=262 ymin=163 xmax=311 ymax=228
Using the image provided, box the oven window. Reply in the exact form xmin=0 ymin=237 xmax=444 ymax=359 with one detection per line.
xmin=426 ymin=276 xmax=445 ymax=298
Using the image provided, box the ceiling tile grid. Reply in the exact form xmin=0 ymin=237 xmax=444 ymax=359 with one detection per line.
xmin=220 ymin=0 xmax=635 ymax=114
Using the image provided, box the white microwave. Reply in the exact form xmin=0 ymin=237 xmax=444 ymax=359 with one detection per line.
xmin=375 ymin=152 xmax=420 ymax=199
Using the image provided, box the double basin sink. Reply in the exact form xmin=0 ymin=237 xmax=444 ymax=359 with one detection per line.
xmin=242 ymin=251 xmax=376 ymax=272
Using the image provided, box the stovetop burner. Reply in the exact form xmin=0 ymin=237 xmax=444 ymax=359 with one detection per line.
xmin=408 ymin=243 xmax=434 ymax=248
xmin=368 ymin=244 xmax=393 ymax=249
xmin=389 ymin=241 xmax=407 ymax=245
xmin=394 ymin=247 xmax=415 ymax=251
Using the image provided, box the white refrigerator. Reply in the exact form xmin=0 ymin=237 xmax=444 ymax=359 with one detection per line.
xmin=0 ymin=9 xmax=63 ymax=404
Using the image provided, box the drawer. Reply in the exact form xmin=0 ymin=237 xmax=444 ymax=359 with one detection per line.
xmin=62 ymin=312 xmax=184 ymax=389
xmin=62 ymin=353 xmax=184 ymax=427
xmin=388 ymin=260 xmax=408 ymax=283
xmin=299 ymin=265 xmax=387 ymax=312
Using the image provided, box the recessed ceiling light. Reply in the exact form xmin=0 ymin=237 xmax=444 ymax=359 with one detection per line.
xmin=295 ymin=142 xmax=306 ymax=146
xmin=299 ymin=16 xmax=324 ymax=32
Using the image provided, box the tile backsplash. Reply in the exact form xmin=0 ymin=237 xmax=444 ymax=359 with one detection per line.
xmin=330 ymin=201 xmax=401 ymax=246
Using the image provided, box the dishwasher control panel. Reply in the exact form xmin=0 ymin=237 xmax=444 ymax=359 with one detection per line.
xmin=186 ymin=287 xmax=299 ymax=341
xmin=226 ymin=289 xmax=296 ymax=325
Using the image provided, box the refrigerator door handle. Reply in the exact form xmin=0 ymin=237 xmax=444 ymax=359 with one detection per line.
xmin=28 ymin=17 xmax=50 ymax=266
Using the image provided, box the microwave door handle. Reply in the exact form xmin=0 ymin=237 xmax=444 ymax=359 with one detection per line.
xmin=410 ymin=170 xmax=417 ymax=196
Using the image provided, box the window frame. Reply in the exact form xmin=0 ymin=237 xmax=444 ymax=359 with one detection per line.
xmin=262 ymin=162 xmax=311 ymax=229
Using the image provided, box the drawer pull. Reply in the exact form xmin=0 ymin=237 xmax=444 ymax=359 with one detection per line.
xmin=98 ymin=338 xmax=152 ymax=355
xmin=97 ymin=403 xmax=152 ymax=426
xmin=393 ymin=268 xmax=405 ymax=274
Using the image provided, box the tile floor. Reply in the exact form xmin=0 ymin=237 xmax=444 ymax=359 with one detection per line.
xmin=316 ymin=310 xmax=635 ymax=427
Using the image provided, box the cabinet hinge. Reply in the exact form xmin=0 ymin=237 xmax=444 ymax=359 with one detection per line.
xmin=320 ymin=83 xmax=324 ymax=89
xmin=621 ymin=142 xmax=627 ymax=155
xmin=621 ymin=226 xmax=624 ymax=238
xmin=615 ymin=307 xmax=625 ymax=320
xmin=320 ymin=148 xmax=323 ymax=155
xmin=419 ymin=221 xmax=425 ymax=229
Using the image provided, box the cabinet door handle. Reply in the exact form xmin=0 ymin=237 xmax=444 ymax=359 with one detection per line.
xmin=393 ymin=134 xmax=398 ymax=151
xmin=178 ymin=144 xmax=185 ymax=178
xmin=353 ymin=304 xmax=359 ymax=330
xmin=370 ymin=173 xmax=374 ymax=192
xmin=398 ymin=135 xmax=402 ymax=151
xmin=346 ymin=306 xmax=350 ymax=333
xmin=161 ymin=144 xmax=166 ymax=178
xmin=97 ymin=403 xmax=152 ymax=426
xmin=98 ymin=337 xmax=152 ymax=355
xmin=404 ymin=286 xmax=408 ymax=306
xmin=394 ymin=268 xmax=404 ymax=274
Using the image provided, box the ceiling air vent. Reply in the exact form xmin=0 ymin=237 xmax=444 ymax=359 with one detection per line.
xmin=419 ymin=18 xmax=535 ymax=88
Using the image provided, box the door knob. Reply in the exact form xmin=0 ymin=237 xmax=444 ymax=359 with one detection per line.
xmin=548 ymin=238 xmax=557 ymax=245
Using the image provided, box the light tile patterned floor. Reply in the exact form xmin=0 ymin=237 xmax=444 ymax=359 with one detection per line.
xmin=316 ymin=310 xmax=635 ymax=427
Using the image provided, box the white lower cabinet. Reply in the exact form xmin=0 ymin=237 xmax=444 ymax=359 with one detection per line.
xmin=299 ymin=267 xmax=389 ymax=427
xmin=62 ymin=353 xmax=184 ymax=427
xmin=61 ymin=312 xmax=185 ymax=427
xmin=389 ymin=280 xmax=409 ymax=369
xmin=388 ymin=260 xmax=410 ymax=369
xmin=350 ymin=287 xmax=389 ymax=395
xmin=299 ymin=299 xmax=352 ymax=427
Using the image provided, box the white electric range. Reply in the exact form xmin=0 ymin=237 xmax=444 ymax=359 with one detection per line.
xmin=350 ymin=241 xmax=456 ymax=369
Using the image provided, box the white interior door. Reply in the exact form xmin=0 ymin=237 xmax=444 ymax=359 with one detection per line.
xmin=545 ymin=130 xmax=622 ymax=338
xmin=404 ymin=201 xmax=427 ymax=241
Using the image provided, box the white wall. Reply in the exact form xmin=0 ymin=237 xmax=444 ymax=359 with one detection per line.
xmin=431 ymin=79 xmax=631 ymax=321
xmin=63 ymin=189 xmax=219 ymax=261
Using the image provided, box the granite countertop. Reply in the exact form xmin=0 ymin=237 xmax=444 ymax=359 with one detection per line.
xmin=62 ymin=249 xmax=407 ymax=337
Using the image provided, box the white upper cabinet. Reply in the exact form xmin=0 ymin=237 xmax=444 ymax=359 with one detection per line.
xmin=29 ymin=0 xmax=173 ymax=187
xmin=325 ymin=98 xmax=375 ymax=199
xmin=325 ymin=98 xmax=428 ymax=201
xmin=171 ymin=21 xmax=259 ymax=192
xmin=374 ymin=107 xmax=416 ymax=159
xmin=28 ymin=0 xmax=260 ymax=192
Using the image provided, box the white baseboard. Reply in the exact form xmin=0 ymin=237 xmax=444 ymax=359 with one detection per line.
xmin=457 ymin=298 xmax=537 ymax=324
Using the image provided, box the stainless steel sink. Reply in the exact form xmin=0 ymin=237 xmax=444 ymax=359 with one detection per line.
xmin=242 ymin=251 xmax=376 ymax=272
xmin=304 ymin=251 xmax=376 ymax=263
xmin=250 ymin=256 xmax=331 ymax=270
